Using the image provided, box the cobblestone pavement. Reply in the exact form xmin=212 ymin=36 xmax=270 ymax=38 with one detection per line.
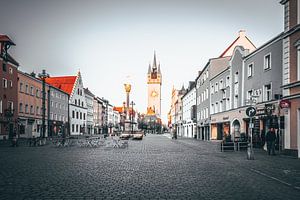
xmin=0 ymin=134 xmax=300 ymax=200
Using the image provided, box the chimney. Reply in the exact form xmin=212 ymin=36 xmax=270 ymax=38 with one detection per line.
xmin=239 ymin=30 xmax=246 ymax=38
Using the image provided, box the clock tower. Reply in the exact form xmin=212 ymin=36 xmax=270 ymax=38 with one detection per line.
xmin=147 ymin=52 xmax=162 ymax=117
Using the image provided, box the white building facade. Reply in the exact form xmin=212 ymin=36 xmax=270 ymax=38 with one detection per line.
xmin=182 ymin=82 xmax=196 ymax=138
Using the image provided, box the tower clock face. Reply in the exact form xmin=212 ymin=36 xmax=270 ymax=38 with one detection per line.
xmin=151 ymin=90 xmax=158 ymax=97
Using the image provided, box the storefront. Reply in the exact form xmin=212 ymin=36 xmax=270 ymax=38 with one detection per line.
xmin=211 ymin=109 xmax=246 ymax=141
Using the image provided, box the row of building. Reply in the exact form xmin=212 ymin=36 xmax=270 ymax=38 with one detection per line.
xmin=169 ymin=0 xmax=300 ymax=157
xmin=0 ymin=36 xmax=123 ymax=139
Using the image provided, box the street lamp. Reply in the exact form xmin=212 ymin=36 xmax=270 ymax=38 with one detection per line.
xmin=130 ymin=101 xmax=135 ymax=135
xmin=102 ymin=98 xmax=109 ymax=135
xmin=38 ymin=69 xmax=49 ymax=140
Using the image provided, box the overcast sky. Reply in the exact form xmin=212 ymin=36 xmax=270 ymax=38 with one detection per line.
xmin=0 ymin=0 xmax=283 ymax=123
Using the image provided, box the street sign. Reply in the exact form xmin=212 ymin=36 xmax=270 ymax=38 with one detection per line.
xmin=246 ymin=106 xmax=256 ymax=117
xmin=280 ymin=100 xmax=290 ymax=108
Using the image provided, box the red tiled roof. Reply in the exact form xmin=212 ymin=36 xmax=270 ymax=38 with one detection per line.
xmin=45 ymin=76 xmax=77 ymax=95
xmin=0 ymin=35 xmax=15 ymax=45
xmin=113 ymin=107 xmax=123 ymax=113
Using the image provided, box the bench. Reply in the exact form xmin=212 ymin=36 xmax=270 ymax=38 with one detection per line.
xmin=236 ymin=142 xmax=248 ymax=151
xmin=221 ymin=141 xmax=235 ymax=152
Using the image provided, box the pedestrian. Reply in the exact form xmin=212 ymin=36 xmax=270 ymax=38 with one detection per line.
xmin=265 ymin=127 xmax=276 ymax=155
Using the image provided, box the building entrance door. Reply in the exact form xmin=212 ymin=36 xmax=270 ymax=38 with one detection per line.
xmin=217 ymin=123 xmax=223 ymax=140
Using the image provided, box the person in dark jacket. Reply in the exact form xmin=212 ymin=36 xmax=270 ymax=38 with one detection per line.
xmin=266 ymin=128 xmax=276 ymax=155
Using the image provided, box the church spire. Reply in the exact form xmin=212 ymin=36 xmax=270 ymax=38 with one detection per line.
xmin=158 ymin=62 xmax=161 ymax=74
xmin=152 ymin=51 xmax=157 ymax=69
xmin=148 ymin=63 xmax=151 ymax=74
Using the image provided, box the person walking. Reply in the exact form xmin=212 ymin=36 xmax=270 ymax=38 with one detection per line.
xmin=266 ymin=127 xmax=276 ymax=155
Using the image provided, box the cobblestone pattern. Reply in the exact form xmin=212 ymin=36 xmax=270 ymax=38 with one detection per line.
xmin=0 ymin=134 xmax=299 ymax=199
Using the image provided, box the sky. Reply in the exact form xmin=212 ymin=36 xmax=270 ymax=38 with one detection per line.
xmin=0 ymin=0 xmax=283 ymax=123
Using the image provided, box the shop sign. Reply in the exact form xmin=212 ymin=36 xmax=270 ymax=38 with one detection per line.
xmin=223 ymin=116 xmax=229 ymax=120
xmin=265 ymin=104 xmax=275 ymax=116
xmin=280 ymin=100 xmax=290 ymax=109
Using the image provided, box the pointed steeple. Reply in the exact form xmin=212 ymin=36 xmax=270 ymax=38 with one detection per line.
xmin=152 ymin=51 xmax=157 ymax=69
xmin=148 ymin=63 xmax=151 ymax=74
xmin=158 ymin=62 xmax=161 ymax=74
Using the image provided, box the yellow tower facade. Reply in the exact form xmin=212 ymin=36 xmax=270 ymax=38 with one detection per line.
xmin=147 ymin=52 xmax=162 ymax=117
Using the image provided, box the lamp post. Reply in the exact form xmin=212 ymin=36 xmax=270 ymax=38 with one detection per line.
xmin=130 ymin=101 xmax=135 ymax=135
xmin=38 ymin=70 xmax=49 ymax=140
xmin=102 ymin=98 xmax=109 ymax=135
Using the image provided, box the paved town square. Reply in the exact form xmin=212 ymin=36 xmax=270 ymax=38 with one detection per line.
xmin=0 ymin=134 xmax=299 ymax=200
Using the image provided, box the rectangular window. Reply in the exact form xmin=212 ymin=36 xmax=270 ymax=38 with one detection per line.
xmin=9 ymin=67 xmax=13 ymax=74
xmin=30 ymin=86 xmax=34 ymax=95
xmin=215 ymin=82 xmax=218 ymax=93
xmin=19 ymin=103 xmax=23 ymax=113
xmin=264 ymin=84 xmax=272 ymax=101
xmin=2 ymin=63 xmax=7 ymax=72
xmin=226 ymin=76 xmax=230 ymax=87
xmin=30 ymin=105 xmax=34 ymax=114
xmin=76 ymin=124 xmax=78 ymax=132
xmin=219 ymin=80 xmax=223 ymax=89
xmin=9 ymin=80 xmax=12 ymax=88
xmin=234 ymin=72 xmax=239 ymax=83
xmin=264 ymin=53 xmax=271 ymax=70
xmin=36 ymin=89 xmax=39 ymax=97
xmin=226 ymin=98 xmax=230 ymax=110
xmin=211 ymin=104 xmax=214 ymax=114
xmin=72 ymin=110 xmax=75 ymax=118
xmin=234 ymin=95 xmax=238 ymax=109
xmin=2 ymin=78 xmax=7 ymax=88
xmin=215 ymin=102 xmax=219 ymax=113
xmin=248 ymin=63 xmax=253 ymax=77
xmin=19 ymin=82 xmax=23 ymax=92
xmin=72 ymin=124 xmax=74 ymax=132
xmin=247 ymin=90 xmax=253 ymax=100
xmin=25 ymin=104 xmax=29 ymax=113
xmin=25 ymin=85 xmax=28 ymax=93
xmin=211 ymin=85 xmax=214 ymax=94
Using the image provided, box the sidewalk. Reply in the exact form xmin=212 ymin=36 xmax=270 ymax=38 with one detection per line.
xmin=174 ymin=136 xmax=300 ymax=191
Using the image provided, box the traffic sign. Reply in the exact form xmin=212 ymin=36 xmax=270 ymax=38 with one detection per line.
xmin=246 ymin=106 xmax=256 ymax=117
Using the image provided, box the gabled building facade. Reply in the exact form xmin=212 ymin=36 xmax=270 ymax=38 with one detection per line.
xmin=45 ymin=71 xmax=87 ymax=135
xmin=48 ymin=85 xmax=69 ymax=137
xmin=181 ymin=81 xmax=196 ymax=138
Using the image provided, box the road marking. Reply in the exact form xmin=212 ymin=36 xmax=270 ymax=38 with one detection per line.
xmin=250 ymin=168 xmax=300 ymax=190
